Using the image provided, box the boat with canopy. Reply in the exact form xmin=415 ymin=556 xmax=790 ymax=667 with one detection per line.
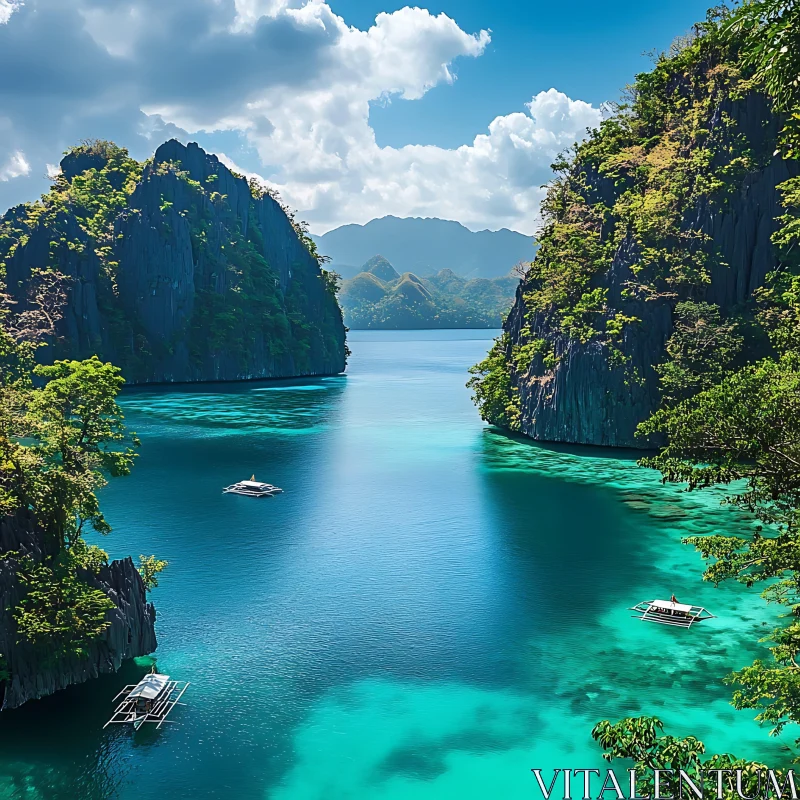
xmin=223 ymin=475 xmax=283 ymax=497
xmin=104 ymin=672 xmax=190 ymax=731
xmin=629 ymin=598 xmax=715 ymax=628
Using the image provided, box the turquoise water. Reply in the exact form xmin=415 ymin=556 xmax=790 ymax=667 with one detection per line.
xmin=0 ymin=329 xmax=793 ymax=799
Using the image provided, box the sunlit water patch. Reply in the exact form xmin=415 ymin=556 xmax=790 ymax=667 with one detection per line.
xmin=0 ymin=330 xmax=791 ymax=800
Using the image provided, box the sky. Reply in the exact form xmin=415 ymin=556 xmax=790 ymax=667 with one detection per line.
xmin=0 ymin=0 xmax=714 ymax=235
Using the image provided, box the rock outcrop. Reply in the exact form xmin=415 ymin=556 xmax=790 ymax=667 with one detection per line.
xmin=0 ymin=510 xmax=156 ymax=710
xmin=2 ymin=140 xmax=347 ymax=384
xmin=497 ymin=85 xmax=798 ymax=448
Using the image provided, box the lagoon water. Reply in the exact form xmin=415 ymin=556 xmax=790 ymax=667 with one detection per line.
xmin=0 ymin=329 xmax=792 ymax=799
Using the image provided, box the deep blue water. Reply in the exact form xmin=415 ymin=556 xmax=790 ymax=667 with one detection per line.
xmin=0 ymin=330 xmax=789 ymax=799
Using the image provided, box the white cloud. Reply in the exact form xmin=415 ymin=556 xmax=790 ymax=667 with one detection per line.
xmin=0 ymin=0 xmax=21 ymax=25
xmin=231 ymin=0 xmax=303 ymax=29
xmin=0 ymin=0 xmax=600 ymax=234
xmin=239 ymin=84 xmax=598 ymax=234
xmin=0 ymin=151 xmax=30 ymax=181
xmin=79 ymin=5 xmax=147 ymax=58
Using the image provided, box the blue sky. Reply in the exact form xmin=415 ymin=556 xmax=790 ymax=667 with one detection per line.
xmin=343 ymin=0 xmax=715 ymax=149
xmin=0 ymin=0 xmax=717 ymax=233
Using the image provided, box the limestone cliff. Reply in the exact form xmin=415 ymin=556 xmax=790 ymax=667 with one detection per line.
xmin=1 ymin=140 xmax=347 ymax=384
xmin=473 ymin=29 xmax=799 ymax=447
xmin=0 ymin=510 xmax=156 ymax=710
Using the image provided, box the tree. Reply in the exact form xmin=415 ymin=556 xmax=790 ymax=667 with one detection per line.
xmin=639 ymin=354 xmax=800 ymax=529
xmin=467 ymin=334 xmax=521 ymax=430
xmin=512 ymin=260 xmax=531 ymax=279
xmin=761 ymin=175 xmax=800 ymax=355
xmin=592 ymin=717 xmax=768 ymax=799
xmin=0 ymin=354 xmax=145 ymax=657
xmin=23 ymin=357 xmax=139 ymax=551
xmin=1 ymin=269 xmax=69 ymax=344
xmin=138 ymin=555 xmax=168 ymax=592
xmin=656 ymin=301 xmax=744 ymax=406
xmin=0 ymin=278 xmax=157 ymax=662
xmin=726 ymin=0 xmax=800 ymax=156
xmin=727 ymin=0 xmax=800 ymax=112
xmin=13 ymin=554 xmax=115 ymax=660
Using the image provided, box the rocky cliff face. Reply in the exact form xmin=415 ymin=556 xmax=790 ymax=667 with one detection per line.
xmin=2 ymin=140 xmax=346 ymax=384
xmin=496 ymin=76 xmax=798 ymax=448
xmin=0 ymin=510 xmax=156 ymax=710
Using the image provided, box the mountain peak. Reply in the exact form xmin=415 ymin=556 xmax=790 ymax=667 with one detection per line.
xmin=362 ymin=255 xmax=400 ymax=282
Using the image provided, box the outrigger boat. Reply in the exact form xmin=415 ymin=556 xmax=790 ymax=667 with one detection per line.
xmin=104 ymin=672 xmax=190 ymax=731
xmin=629 ymin=598 xmax=715 ymax=628
xmin=223 ymin=475 xmax=283 ymax=497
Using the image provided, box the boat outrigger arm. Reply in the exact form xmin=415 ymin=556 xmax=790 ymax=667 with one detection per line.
xmin=629 ymin=599 xmax=715 ymax=628
xmin=104 ymin=673 xmax=190 ymax=730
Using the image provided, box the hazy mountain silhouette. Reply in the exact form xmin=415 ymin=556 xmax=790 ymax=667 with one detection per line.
xmin=312 ymin=216 xmax=535 ymax=279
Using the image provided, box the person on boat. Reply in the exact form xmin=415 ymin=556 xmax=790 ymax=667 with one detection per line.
xmin=670 ymin=594 xmax=692 ymax=619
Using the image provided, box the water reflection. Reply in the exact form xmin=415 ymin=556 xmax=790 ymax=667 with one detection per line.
xmin=478 ymin=427 xmax=789 ymax=764
xmin=0 ymin=332 xmax=789 ymax=800
xmin=0 ymin=660 xmax=154 ymax=800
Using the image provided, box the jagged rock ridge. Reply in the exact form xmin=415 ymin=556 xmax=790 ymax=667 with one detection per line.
xmin=2 ymin=140 xmax=347 ymax=384
xmin=498 ymin=76 xmax=798 ymax=447
xmin=0 ymin=510 xmax=156 ymax=710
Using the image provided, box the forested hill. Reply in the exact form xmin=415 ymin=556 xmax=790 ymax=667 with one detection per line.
xmin=469 ymin=4 xmax=800 ymax=448
xmin=312 ymin=216 xmax=535 ymax=280
xmin=0 ymin=140 xmax=347 ymax=384
xmin=339 ymin=256 xmax=518 ymax=329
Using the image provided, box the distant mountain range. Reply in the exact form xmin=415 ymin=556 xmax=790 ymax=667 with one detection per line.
xmin=339 ymin=255 xmax=518 ymax=330
xmin=312 ymin=216 xmax=536 ymax=280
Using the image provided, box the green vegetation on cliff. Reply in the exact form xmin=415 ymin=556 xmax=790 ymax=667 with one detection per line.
xmin=0 ymin=285 xmax=148 ymax=667
xmin=525 ymin=17 xmax=759 ymax=337
xmin=469 ymin=2 xmax=795 ymax=440
xmin=0 ymin=139 xmax=346 ymax=384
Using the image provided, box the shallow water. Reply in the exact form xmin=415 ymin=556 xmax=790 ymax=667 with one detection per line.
xmin=0 ymin=329 xmax=792 ymax=799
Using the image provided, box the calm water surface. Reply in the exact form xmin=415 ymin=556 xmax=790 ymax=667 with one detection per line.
xmin=0 ymin=330 xmax=791 ymax=799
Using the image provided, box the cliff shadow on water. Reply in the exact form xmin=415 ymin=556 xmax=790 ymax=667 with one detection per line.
xmin=474 ymin=427 xmax=789 ymax=763
xmin=476 ymin=428 xmax=653 ymax=621
xmin=0 ymin=658 xmax=158 ymax=799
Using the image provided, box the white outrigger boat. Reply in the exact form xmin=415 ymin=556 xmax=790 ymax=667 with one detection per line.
xmin=630 ymin=597 xmax=715 ymax=629
xmin=223 ymin=475 xmax=283 ymax=497
xmin=104 ymin=672 xmax=190 ymax=731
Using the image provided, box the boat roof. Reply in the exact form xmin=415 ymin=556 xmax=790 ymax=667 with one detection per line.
xmin=128 ymin=673 xmax=170 ymax=700
xmin=238 ymin=480 xmax=271 ymax=488
xmin=651 ymin=599 xmax=694 ymax=613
